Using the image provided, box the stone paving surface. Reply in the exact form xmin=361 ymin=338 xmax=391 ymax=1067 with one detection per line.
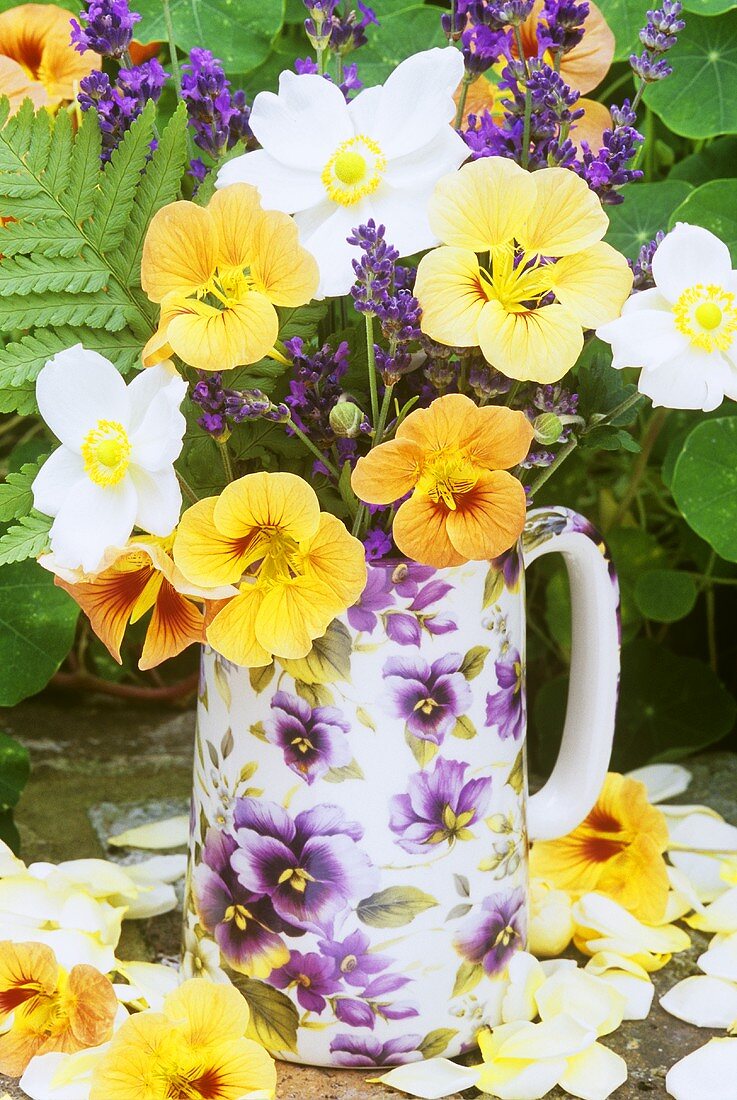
xmin=1 ymin=692 xmax=733 ymax=1099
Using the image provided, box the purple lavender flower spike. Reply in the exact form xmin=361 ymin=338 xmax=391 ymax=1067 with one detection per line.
xmin=389 ymin=759 xmax=493 ymax=854
xmin=191 ymin=372 xmax=288 ymax=436
xmin=271 ymin=950 xmax=341 ymax=1013
xmin=330 ymin=1034 xmax=424 ymax=1067
xmin=181 ymin=48 xmax=251 ymax=171
xmin=70 ymin=0 xmax=141 ymax=58
xmin=264 ymin=691 xmax=351 ymax=785
xmin=454 ymin=888 xmax=526 ymax=975
xmin=193 ymin=828 xmax=292 ymax=974
xmin=630 ymin=0 xmax=684 ymax=84
xmin=576 ymin=99 xmax=643 ymax=205
xmin=232 ymin=798 xmax=378 ymax=929
xmin=631 ymin=231 xmax=665 ymax=290
xmin=485 ymin=647 xmax=526 ymax=741
xmin=384 ymin=653 xmax=473 ymax=744
xmin=78 ymin=59 xmax=167 ymax=162
xmin=347 ymin=568 xmax=394 ymax=633
xmin=319 ymin=929 xmax=394 ymax=989
xmin=538 ymin=0 xmax=590 ymax=56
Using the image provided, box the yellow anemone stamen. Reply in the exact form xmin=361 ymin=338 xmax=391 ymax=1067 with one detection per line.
xmin=673 ymin=283 xmax=737 ymax=352
xmin=322 ymin=135 xmax=387 ymax=206
xmin=81 ymin=419 xmax=131 ymax=487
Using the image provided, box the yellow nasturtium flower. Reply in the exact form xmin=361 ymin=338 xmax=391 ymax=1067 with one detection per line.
xmin=414 ymin=157 xmax=632 ymax=383
xmin=89 ymin=979 xmax=277 ymax=1100
xmin=174 ymin=471 xmax=367 ymax=667
xmin=141 ymin=184 xmax=319 ymax=372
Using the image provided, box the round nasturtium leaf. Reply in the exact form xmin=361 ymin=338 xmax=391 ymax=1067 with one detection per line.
xmin=672 ymin=418 xmax=737 ymax=562
xmin=681 ymin=0 xmax=737 ymax=14
xmin=645 ymin=12 xmax=737 ymax=139
xmin=597 ymin=0 xmax=652 ymax=60
xmin=668 ymin=179 xmax=737 ymax=263
xmin=670 ymin=136 xmax=737 ymax=186
xmin=605 ymin=180 xmax=693 ymax=259
xmin=357 ymin=4 xmax=446 ymax=84
xmin=634 ymin=569 xmax=698 ymax=622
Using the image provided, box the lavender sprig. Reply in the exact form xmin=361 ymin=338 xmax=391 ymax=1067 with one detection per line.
xmin=181 ymin=48 xmax=251 ymax=177
xmin=191 ymin=373 xmax=289 ymax=438
xmin=630 ymin=0 xmax=685 ymax=90
xmin=78 ymin=59 xmax=168 ymax=162
xmin=70 ymin=0 xmax=140 ymax=58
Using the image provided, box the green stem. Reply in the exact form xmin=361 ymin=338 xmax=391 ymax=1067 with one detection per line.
xmin=217 ymin=438 xmax=235 ymax=483
xmin=704 ymin=551 xmax=718 ymax=673
xmin=317 ymin=45 xmax=329 ymax=76
xmin=607 ymin=406 xmax=667 ymax=529
xmin=351 ymin=503 xmax=367 ymax=538
xmin=599 ymin=70 xmax=636 ymax=105
xmin=374 ymin=383 xmax=395 ymax=448
xmin=289 ymin=420 xmax=340 ymax=480
xmin=177 ymin=470 xmax=199 ymax=505
xmin=514 ymin=26 xmax=532 ymax=170
xmin=365 ymin=312 xmax=379 ymax=428
xmin=582 ymin=391 xmax=645 ymax=434
xmin=526 ymin=437 xmax=578 ymax=498
xmin=162 ymin=0 xmax=183 ymax=99
xmin=687 ymin=572 xmax=737 ymax=588
xmin=454 ymin=73 xmax=475 ymax=129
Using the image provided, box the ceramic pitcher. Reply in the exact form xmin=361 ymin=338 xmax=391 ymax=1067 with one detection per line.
xmin=184 ymin=505 xmax=620 ymax=1068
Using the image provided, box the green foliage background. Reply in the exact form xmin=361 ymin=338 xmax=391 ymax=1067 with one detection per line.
xmin=1 ymin=0 xmax=737 ymax=780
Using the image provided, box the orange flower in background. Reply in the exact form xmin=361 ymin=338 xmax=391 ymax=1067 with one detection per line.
xmin=0 ymin=4 xmax=98 ymax=105
xmin=140 ymin=184 xmax=320 ymax=372
xmin=530 ymin=772 xmax=671 ymax=924
xmin=0 ymin=55 xmax=49 ymax=115
xmin=351 ymin=393 xmax=534 ymax=569
xmin=43 ymin=536 xmax=233 ymax=671
xmin=0 ymin=940 xmax=117 ymax=1076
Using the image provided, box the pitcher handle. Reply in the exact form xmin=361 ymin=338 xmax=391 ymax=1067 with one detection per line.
xmin=522 ymin=507 xmax=620 ymax=841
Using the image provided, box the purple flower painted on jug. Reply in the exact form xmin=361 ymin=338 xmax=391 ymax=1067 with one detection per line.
xmin=271 ymin=950 xmax=341 ymax=1013
xmin=491 ymin=547 xmax=522 ymax=592
xmin=335 ymin=997 xmax=376 ymax=1028
xmin=386 ymin=578 xmax=458 ymax=646
xmin=193 ymin=828 xmax=291 ymax=976
xmin=330 ymin=1033 xmax=424 ymax=1067
xmin=265 ymin=691 xmax=351 ymax=784
xmin=389 ymin=759 xmax=493 ymax=854
xmin=319 ymin=929 xmax=394 ymax=990
xmin=454 ymin=887 xmax=526 ymax=976
xmin=232 ymin=800 xmax=378 ymax=929
xmin=384 ymin=653 xmax=473 ymax=744
xmin=485 ymin=647 xmax=525 ymax=741
xmin=347 ymin=568 xmax=394 ymax=633
xmin=389 ymin=562 xmax=435 ymax=598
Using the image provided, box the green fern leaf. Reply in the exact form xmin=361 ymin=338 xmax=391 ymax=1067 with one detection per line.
xmin=0 ymin=292 xmax=128 ymax=330
xmin=43 ymin=107 xmax=73 ymax=196
xmin=112 ymin=102 xmax=189 ymax=287
xmin=89 ymin=102 xmax=157 ymax=253
xmin=0 ymin=460 xmax=48 ymax=523
xmin=0 ymin=253 xmax=109 ymax=296
xmin=65 ymin=109 xmax=102 ymax=226
xmin=0 ymin=511 xmax=52 ymax=566
xmin=27 ymin=105 xmax=52 ymax=176
xmin=0 ymin=218 xmax=84 ymax=259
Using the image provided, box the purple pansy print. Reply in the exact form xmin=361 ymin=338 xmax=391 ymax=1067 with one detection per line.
xmin=386 ymin=578 xmax=457 ymax=646
xmin=347 ymin=568 xmax=394 ymax=633
xmin=271 ymin=950 xmax=341 ymax=1013
xmin=389 ymin=759 xmax=493 ymax=854
xmin=491 ymin=547 xmax=522 ymax=592
xmin=232 ymin=799 xmax=378 ymax=929
xmin=319 ymin=929 xmax=393 ymax=989
xmin=454 ymin=888 xmax=526 ymax=976
xmin=193 ymin=828 xmax=291 ymax=976
xmin=330 ymin=1034 xmax=424 ymax=1067
xmin=264 ymin=691 xmax=351 ymax=785
xmin=384 ymin=653 xmax=473 ymax=744
xmin=485 ymin=647 xmax=525 ymax=741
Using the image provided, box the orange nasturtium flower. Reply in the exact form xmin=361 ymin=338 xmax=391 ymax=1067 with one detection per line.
xmin=89 ymin=978 xmax=277 ymax=1100
xmin=173 ymin=471 xmax=367 ymax=668
xmin=0 ymin=940 xmax=117 ymax=1076
xmin=0 ymin=4 xmax=98 ymax=106
xmin=44 ymin=537 xmax=232 ymax=671
xmin=140 ymin=183 xmax=320 ymax=372
xmin=414 ymin=157 xmax=633 ymax=384
xmin=530 ymin=772 xmax=671 ymax=924
xmin=351 ymin=393 xmax=534 ymax=569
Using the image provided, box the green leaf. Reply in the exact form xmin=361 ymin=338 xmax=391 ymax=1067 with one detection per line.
xmin=604 ymin=180 xmax=693 ymax=259
xmin=65 ymin=108 xmax=103 ymax=225
xmin=0 ymin=730 xmax=30 ymax=811
xmin=357 ymin=886 xmax=438 ymax=928
xmin=452 ymin=715 xmax=477 ymax=739
xmin=230 ymin=974 xmax=299 ymax=1054
xmin=670 ymin=136 xmax=737 ymax=185
xmin=597 ymin=0 xmax=650 ymax=59
xmin=294 ymin=679 xmax=335 ymax=707
xmin=279 ymin=619 xmax=352 ymax=684
xmin=576 ymin=356 xmax=639 ymax=426
xmin=358 ymin=5 xmax=446 ymax=83
xmin=507 ymin=748 xmax=524 ymax=795
xmin=668 ymin=179 xmax=737 ymax=262
xmin=418 ymin=1029 xmax=459 ymax=1059
xmin=135 ymin=0 xmax=285 ymax=72
xmin=682 ymin=0 xmax=737 ymax=13
xmin=324 ymin=759 xmax=365 ymax=782
xmin=0 ymin=512 xmax=52 ymax=566
xmin=0 ymin=291 xmax=128 ymax=331
xmin=672 ymin=417 xmax=737 ymax=559
xmin=0 ymin=559 xmax=79 ymax=705
xmin=0 ymin=252 xmax=109 ymax=296
xmin=248 ymin=663 xmax=275 ymax=694
xmin=0 ymin=217 xmax=85 ymax=258
xmin=459 ymin=645 xmax=490 ymax=680
xmin=89 ymin=102 xmax=157 ymax=253
xmin=483 ymin=564 xmax=505 ymax=607
xmin=405 ymin=728 xmax=438 ymax=767
xmin=452 ymin=960 xmax=484 ymax=998
xmin=634 ymin=569 xmax=698 ymax=622
xmin=0 ymin=460 xmax=47 ymax=522
xmin=645 ymin=12 xmax=737 ymax=138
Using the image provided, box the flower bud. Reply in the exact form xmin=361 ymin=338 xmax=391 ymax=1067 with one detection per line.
xmin=533 ymin=413 xmax=563 ymax=446
xmin=329 ymin=400 xmax=364 ymax=438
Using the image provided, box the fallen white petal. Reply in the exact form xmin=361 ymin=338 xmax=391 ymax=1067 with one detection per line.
xmin=115 ymin=960 xmax=180 ymax=1010
xmin=373 ymin=1059 xmax=479 ymax=1098
xmin=686 ymin=886 xmax=737 ymax=933
xmin=627 ymin=763 xmax=691 ymax=803
xmin=668 ymin=813 xmax=737 ymax=855
xmin=670 ymin=850 xmax=731 ymax=903
xmin=661 ymin=974 xmax=737 ymax=1028
xmin=120 ymin=880 xmax=178 ymax=919
xmin=698 ymin=932 xmax=737 ymax=982
xmin=558 ymin=1041 xmax=628 ymax=1100
xmin=107 ymin=815 xmax=189 ymax=850
xmin=666 ymin=1038 xmax=737 ymax=1100
xmin=125 ymin=854 xmax=187 ymax=884
xmin=502 ymin=951 xmax=545 ymax=1023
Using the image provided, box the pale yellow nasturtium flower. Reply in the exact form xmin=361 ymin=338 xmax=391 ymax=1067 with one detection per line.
xmin=414 ymin=156 xmax=632 ymax=384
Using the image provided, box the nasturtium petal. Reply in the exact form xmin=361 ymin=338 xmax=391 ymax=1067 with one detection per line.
xmin=207 ymin=586 xmax=272 ymax=669
xmin=477 ymin=299 xmax=584 ymax=383
xmin=414 ymin=246 xmax=488 ymax=348
xmin=520 ymin=168 xmax=609 ymax=257
xmin=351 ymin=438 xmax=423 ymax=505
xmin=141 ymin=201 xmax=217 ymax=302
xmin=174 ymin=497 xmax=252 ymax=588
xmin=428 ymin=156 xmax=537 ymax=251
xmin=215 ymin=472 xmax=321 ymax=544
xmin=549 ymin=242 xmax=633 ymax=328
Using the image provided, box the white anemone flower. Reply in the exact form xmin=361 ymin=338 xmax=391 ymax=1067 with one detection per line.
xmin=32 ymin=346 xmax=187 ymax=573
xmin=597 ymin=223 xmax=737 ymax=411
xmin=217 ymin=48 xmax=468 ymax=297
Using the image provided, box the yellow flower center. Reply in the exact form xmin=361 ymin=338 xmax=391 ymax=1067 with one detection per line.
xmin=224 ymin=904 xmax=254 ymax=932
xmin=322 ymin=135 xmax=386 ymax=206
xmin=277 ymin=866 xmax=316 ymax=893
xmin=291 ymin=735 xmax=314 ymax=754
xmin=673 ymin=283 xmax=737 ymax=352
xmin=417 ymin=449 xmax=479 ymax=510
xmin=81 ymin=419 xmax=131 ymax=487
xmin=480 ymin=245 xmax=555 ymax=314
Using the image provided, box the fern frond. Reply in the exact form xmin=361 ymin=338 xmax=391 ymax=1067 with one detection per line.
xmin=0 ymin=459 xmax=48 ymax=523
xmin=0 ymin=253 xmax=109 ymax=296
xmin=64 ymin=109 xmax=103 ymax=226
xmin=0 ymin=218 xmax=84 ymax=258
xmin=0 ymin=292 xmax=128 ymax=331
xmin=89 ymin=102 xmax=157 ymax=253
xmin=0 ymin=511 xmax=52 ymax=566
